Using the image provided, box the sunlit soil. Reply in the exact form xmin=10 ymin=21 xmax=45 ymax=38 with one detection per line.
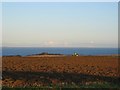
xmin=2 ymin=56 xmax=119 ymax=88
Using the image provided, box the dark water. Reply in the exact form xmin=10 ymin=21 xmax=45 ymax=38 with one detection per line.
xmin=1 ymin=47 xmax=118 ymax=56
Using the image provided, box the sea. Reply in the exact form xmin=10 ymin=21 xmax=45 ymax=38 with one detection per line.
xmin=1 ymin=47 xmax=119 ymax=56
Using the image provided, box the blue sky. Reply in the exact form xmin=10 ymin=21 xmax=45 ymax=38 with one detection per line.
xmin=2 ymin=2 xmax=118 ymax=48
xmin=1 ymin=0 xmax=119 ymax=2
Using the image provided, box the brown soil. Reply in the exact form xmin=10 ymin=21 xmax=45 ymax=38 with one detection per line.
xmin=2 ymin=56 xmax=119 ymax=87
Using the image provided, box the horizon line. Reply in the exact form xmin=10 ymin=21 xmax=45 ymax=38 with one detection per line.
xmin=1 ymin=46 xmax=118 ymax=48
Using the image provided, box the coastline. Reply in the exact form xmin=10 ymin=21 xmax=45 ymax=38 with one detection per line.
xmin=2 ymin=53 xmax=119 ymax=57
xmin=2 ymin=47 xmax=118 ymax=57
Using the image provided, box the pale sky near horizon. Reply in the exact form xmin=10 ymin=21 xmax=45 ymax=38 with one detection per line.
xmin=2 ymin=2 xmax=118 ymax=48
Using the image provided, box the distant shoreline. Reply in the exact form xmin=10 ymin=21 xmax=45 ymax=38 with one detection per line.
xmin=2 ymin=47 xmax=118 ymax=57
xmin=2 ymin=53 xmax=120 ymax=57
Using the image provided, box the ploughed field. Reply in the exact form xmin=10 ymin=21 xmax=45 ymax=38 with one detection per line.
xmin=2 ymin=56 xmax=119 ymax=88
